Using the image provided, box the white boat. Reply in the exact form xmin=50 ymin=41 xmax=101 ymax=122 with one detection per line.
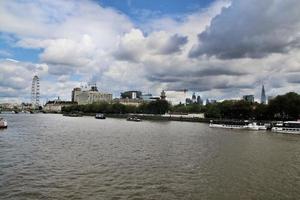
xmin=127 ymin=116 xmax=141 ymax=122
xmin=271 ymin=121 xmax=300 ymax=134
xmin=247 ymin=122 xmax=267 ymax=130
xmin=95 ymin=113 xmax=106 ymax=119
xmin=0 ymin=111 xmax=15 ymax=114
xmin=209 ymin=120 xmax=267 ymax=131
xmin=0 ymin=118 xmax=8 ymax=128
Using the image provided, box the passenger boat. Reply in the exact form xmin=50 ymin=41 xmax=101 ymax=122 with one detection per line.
xmin=127 ymin=116 xmax=141 ymax=122
xmin=95 ymin=113 xmax=106 ymax=119
xmin=247 ymin=122 xmax=267 ymax=130
xmin=0 ymin=118 xmax=8 ymax=128
xmin=209 ymin=120 xmax=266 ymax=130
xmin=271 ymin=121 xmax=300 ymax=134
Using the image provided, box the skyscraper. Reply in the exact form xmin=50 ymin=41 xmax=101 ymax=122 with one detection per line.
xmin=31 ymin=75 xmax=40 ymax=109
xmin=261 ymin=85 xmax=266 ymax=104
xmin=197 ymin=96 xmax=203 ymax=105
xmin=192 ymin=92 xmax=196 ymax=103
xmin=243 ymin=95 xmax=254 ymax=103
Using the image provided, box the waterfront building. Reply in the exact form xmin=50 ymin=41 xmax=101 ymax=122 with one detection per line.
xmin=121 ymin=91 xmax=142 ymax=99
xmin=44 ymin=98 xmax=77 ymax=113
xmin=75 ymin=91 xmax=112 ymax=105
xmin=0 ymin=103 xmax=19 ymax=110
xmin=72 ymin=86 xmax=112 ymax=105
xmin=113 ymin=98 xmax=144 ymax=107
xmin=243 ymin=95 xmax=255 ymax=103
xmin=160 ymin=90 xmax=166 ymax=100
xmin=72 ymin=87 xmax=82 ymax=102
xmin=261 ymin=85 xmax=266 ymax=104
xmin=140 ymin=93 xmax=153 ymax=101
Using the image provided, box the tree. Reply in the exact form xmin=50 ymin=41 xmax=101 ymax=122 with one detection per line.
xmin=268 ymin=92 xmax=300 ymax=120
xmin=205 ymin=104 xmax=221 ymax=118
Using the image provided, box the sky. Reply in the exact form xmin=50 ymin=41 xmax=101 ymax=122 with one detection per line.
xmin=1 ymin=0 xmax=300 ymax=104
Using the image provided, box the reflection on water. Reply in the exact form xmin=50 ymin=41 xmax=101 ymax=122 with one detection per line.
xmin=0 ymin=114 xmax=299 ymax=199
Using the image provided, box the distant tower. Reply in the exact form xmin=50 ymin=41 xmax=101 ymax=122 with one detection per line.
xmin=192 ymin=92 xmax=196 ymax=103
xmin=206 ymin=99 xmax=210 ymax=105
xmin=197 ymin=96 xmax=203 ymax=105
xmin=261 ymin=85 xmax=266 ymax=104
xmin=31 ymin=75 xmax=40 ymax=109
xmin=160 ymin=90 xmax=166 ymax=100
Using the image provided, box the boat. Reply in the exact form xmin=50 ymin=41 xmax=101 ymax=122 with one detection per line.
xmin=247 ymin=122 xmax=267 ymax=130
xmin=1 ymin=111 xmax=15 ymax=114
xmin=0 ymin=118 xmax=8 ymax=128
xmin=209 ymin=120 xmax=267 ymax=130
xmin=95 ymin=113 xmax=106 ymax=119
xmin=127 ymin=116 xmax=141 ymax=122
xmin=271 ymin=121 xmax=300 ymax=134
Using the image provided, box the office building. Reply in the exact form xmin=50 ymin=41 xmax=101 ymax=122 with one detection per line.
xmin=261 ymin=85 xmax=266 ymax=104
xmin=121 ymin=91 xmax=142 ymax=99
xmin=192 ymin=93 xmax=197 ymax=103
xmin=243 ymin=95 xmax=255 ymax=103
xmin=197 ymin=96 xmax=203 ymax=105
xmin=72 ymin=86 xmax=112 ymax=105
xmin=44 ymin=98 xmax=77 ymax=113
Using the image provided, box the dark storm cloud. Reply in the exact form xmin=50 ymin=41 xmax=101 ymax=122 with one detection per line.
xmin=162 ymin=77 xmax=254 ymax=92
xmin=194 ymin=68 xmax=247 ymax=76
xmin=189 ymin=0 xmax=300 ymax=59
xmin=147 ymin=65 xmax=252 ymax=93
xmin=286 ymin=73 xmax=300 ymax=84
xmin=147 ymin=66 xmax=248 ymax=83
xmin=159 ymin=34 xmax=188 ymax=55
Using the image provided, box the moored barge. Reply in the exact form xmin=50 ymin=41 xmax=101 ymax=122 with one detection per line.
xmin=209 ymin=120 xmax=267 ymax=130
xmin=271 ymin=121 xmax=300 ymax=134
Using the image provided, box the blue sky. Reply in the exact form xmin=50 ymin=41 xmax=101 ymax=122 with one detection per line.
xmin=1 ymin=0 xmax=300 ymax=104
xmin=99 ymin=0 xmax=213 ymax=19
xmin=0 ymin=0 xmax=214 ymax=63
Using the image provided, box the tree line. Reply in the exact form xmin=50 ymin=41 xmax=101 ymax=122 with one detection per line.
xmin=204 ymin=92 xmax=300 ymax=120
xmin=62 ymin=92 xmax=300 ymax=120
xmin=62 ymin=100 xmax=170 ymax=115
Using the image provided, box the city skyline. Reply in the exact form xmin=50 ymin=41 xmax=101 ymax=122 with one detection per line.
xmin=1 ymin=0 xmax=300 ymax=103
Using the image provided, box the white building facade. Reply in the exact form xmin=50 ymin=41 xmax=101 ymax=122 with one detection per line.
xmin=74 ymin=90 xmax=112 ymax=105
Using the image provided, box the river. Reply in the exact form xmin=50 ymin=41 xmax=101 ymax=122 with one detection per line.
xmin=0 ymin=114 xmax=299 ymax=199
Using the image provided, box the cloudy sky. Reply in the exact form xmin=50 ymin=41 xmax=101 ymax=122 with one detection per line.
xmin=1 ymin=0 xmax=300 ymax=104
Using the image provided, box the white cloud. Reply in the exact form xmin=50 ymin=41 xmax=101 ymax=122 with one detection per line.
xmin=1 ymin=0 xmax=300 ymax=104
xmin=189 ymin=0 xmax=300 ymax=59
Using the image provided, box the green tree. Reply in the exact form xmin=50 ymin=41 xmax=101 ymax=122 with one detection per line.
xmin=268 ymin=92 xmax=300 ymax=120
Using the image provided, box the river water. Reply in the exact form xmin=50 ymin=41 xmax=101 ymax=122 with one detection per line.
xmin=0 ymin=114 xmax=299 ymax=200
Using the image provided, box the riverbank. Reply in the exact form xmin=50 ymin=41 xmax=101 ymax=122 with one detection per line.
xmin=61 ymin=112 xmax=210 ymax=123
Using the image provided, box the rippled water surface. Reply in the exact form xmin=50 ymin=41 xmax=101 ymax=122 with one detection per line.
xmin=0 ymin=114 xmax=299 ymax=200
